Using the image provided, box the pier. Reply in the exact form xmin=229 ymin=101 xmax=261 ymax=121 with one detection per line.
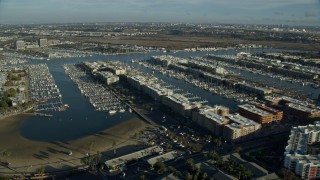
xmin=22 ymin=113 xmax=53 ymax=117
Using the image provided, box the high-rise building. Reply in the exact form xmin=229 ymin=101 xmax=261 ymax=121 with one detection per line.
xmin=15 ymin=40 xmax=25 ymax=50
xmin=284 ymin=122 xmax=320 ymax=179
xmin=285 ymin=122 xmax=320 ymax=155
xmin=284 ymin=154 xmax=320 ymax=179
xmin=39 ymin=38 xmax=47 ymax=47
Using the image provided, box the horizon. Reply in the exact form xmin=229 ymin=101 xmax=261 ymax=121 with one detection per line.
xmin=0 ymin=0 xmax=319 ymax=26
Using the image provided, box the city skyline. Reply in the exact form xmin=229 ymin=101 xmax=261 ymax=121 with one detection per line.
xmin=0 ymin=0 xmax=319 ymax=25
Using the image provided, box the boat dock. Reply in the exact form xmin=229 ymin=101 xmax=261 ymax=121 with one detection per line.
xmin=64 ymin=64 xmax=126 ymax=115
xmin=28 ymin=64 xmax=65 ymax=111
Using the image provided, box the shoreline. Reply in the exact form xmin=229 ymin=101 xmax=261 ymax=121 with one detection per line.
xmin=0 ymin=106 xmax=34 ymax=121
xmin=0 ymin=115 xmax=150 ymax=176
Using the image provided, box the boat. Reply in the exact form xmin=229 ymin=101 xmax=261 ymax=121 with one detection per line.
xmin=108 ymin=110 xmax=117 ymax=115
xmin=119 ymin=109 xmax=125 ymax=113
xmin=129 ymin=108 xmax=132 ymax=113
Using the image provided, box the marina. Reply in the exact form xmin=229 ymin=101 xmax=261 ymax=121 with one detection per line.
xmin=28 ymin=64 xmax=65 ymax=111
xmin=135 ymin=60 xmax=259 ymax=104
xmin=64 ymin=64 xmax=126 ymax=114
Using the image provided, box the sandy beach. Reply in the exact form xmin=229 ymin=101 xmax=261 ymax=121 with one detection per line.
xmin=0 ymin=114 xmax=150 ymax=175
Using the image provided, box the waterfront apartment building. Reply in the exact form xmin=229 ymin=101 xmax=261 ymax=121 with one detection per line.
xmin=284 ymin=122 xmax=320 ymax=179
xmin=223 ymin=114 xmax=261 ymax=141
xmin=162 ymin=93 xmax=201 ymax=117
xmin=151 ymin=55 xmax=188 ymax=66
xmin=236 ymin=83 xmax=272 ymax=99
xmin=192 ymin=106 xmax=229 ymax=136
xmin=238 ymin=104 xmax=275 ymax=124
xmin=96 ymin=71 xmax=119 ymax=85
xmin=126 ymin=75 xmax=147 ymax=90
xmin=141 ymin=81 xmax=174 ymax=102
xmin=285 ymin=123 xmax=320 ymax=155
xmin=285 ymin=103 xmax=320 ymax=119
xmin=284 ymin=154 xmax=320 ymax=179
xmin=255 ymin=104 xmax=283 ymax=121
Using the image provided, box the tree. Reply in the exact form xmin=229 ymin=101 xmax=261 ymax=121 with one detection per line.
xmin=86 ymin=141 xmax=94 ymax=151
xmin=140 ymin=175 xmax=146 ymax=180
xmin=202 ymin=172 xmax=208 ymax=179
xmin=2 ymin=150 xmax=11 ymax=158
xmin=36 ymin=167 xmax=45 ymax=175
xmin=213 ymin=138 xmax=222 ymax=147
xmin=185 ymin=172 xmax=192 ymax=180
xmin=233 ymin=146 xmax=243 ymax=153
xmin=112 ymin=140 xmax=116 ymax=148
xmin=153 ymin=161 xmax=167 ymax=174
xmin=0 ymin=101 xmax=9 ymax=110
xmin=7 ymin=88 xmax=17 ymax=97
xmin=186 ymin=158 xmax=197 ymax=173
xmin=81 ymin=151 xmax=101 ymax=171
xmin=193 ymin=169 xmax=200 ymax=180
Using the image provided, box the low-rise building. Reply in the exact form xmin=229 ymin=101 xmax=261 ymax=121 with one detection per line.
xmin=105 ymin=146 xmax=163 ymax=172
xmin=15 ymin=40 xmax=25 ymax=50
xmin=285 ymin=103 xmax=320 ymax=119
xmin=162 ymin=93 xmax=201 ymax=117
xmin=141 ymin=82 xmax=173 ymax=102
xmin=236 ymin=83 xmax=272 ymax=99
xmin=146 ymin=151 xmax=179 ymax=167
xmin=96 ymin=71 xmax=119 ymax=85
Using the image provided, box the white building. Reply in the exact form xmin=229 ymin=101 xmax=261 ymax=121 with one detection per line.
xmin=285 ymin=123 xmax=320 ymax=155
xmin=283 ymin=122 xmax=320 ymax=179
xmin=284 ymin=154 xmax=320 ymax=179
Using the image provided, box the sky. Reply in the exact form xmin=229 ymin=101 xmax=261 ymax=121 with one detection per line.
xmin=0 ymin=0 xmax=319 ymax=25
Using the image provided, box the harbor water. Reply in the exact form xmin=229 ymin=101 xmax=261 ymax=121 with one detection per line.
xmin=16 ymin=48 xmax=318 ymax=141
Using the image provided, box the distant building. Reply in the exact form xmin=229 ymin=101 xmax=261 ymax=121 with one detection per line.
xmin=96 ymin=71 xmax=119 ymax=85
xmin=15 ymin=40 xmax=25 ymax=50
xmin=236 ymin=83 xmax=272 ymax=99
xmin=151 ymin=55 xmax=188 ymax=66
xmin=38 ymin=38 xmax=47 ymax=47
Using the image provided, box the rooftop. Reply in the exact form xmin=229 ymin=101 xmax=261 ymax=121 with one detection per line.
xmin=105 ymin=146 xmax=163 ymax=168
xmin=227 ymin=114 xmax=260 ymax=127
xmin=238 ymin=104 xmax=272 ymax=116
xmin=146 ymin=151 xmax=179 ymax=166
xmin=199 ymin=109 xmax=228 ymax=125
